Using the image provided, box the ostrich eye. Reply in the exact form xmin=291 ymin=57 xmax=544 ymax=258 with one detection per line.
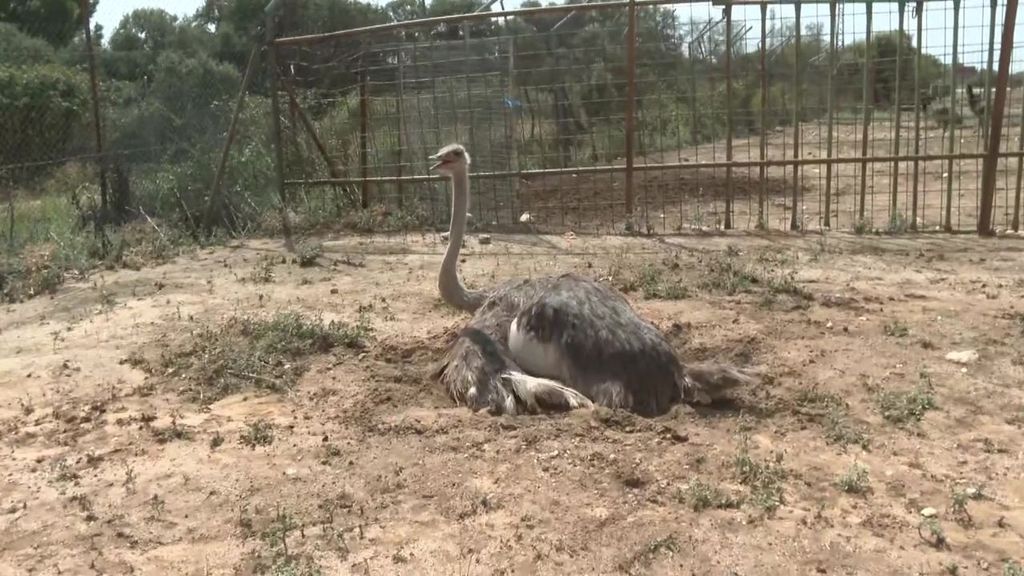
xmin=452 ymin=150 xmax=463 ymax=158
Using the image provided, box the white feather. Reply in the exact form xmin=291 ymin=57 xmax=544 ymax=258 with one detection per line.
xmin=508 ymin=316 xmax=568 ymax=381
xmin=500 ymin=371 xmax=593 ymax=413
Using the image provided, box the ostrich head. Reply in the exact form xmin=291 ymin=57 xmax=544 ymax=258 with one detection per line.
xmin=428 ymin=143 xmax=471 ymax=177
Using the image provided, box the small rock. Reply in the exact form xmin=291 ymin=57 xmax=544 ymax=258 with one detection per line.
xmin=519 ymin=212 xmax=534 ymax=223
xmin=945 ymin=350 xmax=979 ymax=364
xmin=284 ymin=468 xmax=298 ymax=477
xmin=920 ymin=507 xmax=938 ymax=518
xmin=826 ymin=320 xmax=834 ymax=329
xmin=477 ymin=234 xmax=492 ymax=245
xmin=965 ymin=487 xmax=980 ymax=498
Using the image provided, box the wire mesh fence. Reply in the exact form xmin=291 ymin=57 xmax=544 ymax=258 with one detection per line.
xmin=273 ymin=0 xmax=1024 ymax=235
xmin=2 ymin=0 xmax=1023 ymax=269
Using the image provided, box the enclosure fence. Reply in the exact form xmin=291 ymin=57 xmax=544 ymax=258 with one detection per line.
xmin=269 ymin=0 xmax=1024 ymax=236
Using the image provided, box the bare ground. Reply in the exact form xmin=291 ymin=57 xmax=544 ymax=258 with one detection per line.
xmin=2 ymin=231 xmax=1024 ymax=575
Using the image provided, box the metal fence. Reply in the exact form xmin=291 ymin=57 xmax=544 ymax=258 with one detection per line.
xmin=270 ymin=0 xmax=1024 ymax=236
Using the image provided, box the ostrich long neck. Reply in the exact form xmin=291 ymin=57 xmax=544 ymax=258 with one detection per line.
xmin=439 ymin=168 xmax=487 ymax=312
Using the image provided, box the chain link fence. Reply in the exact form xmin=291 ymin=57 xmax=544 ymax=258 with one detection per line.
xmin=2 ymin=0 xmax=1023 ymax=297
xmin=273 ymin=0 xmax=1024 ymax=236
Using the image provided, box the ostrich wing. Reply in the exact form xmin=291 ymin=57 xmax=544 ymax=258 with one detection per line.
xmin=432 ymin=277 xmax=594 ymax=415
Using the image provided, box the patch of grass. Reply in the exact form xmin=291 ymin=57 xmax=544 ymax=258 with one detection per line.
xmin=835 ymin=463 xmax=871 ymax=494
xmin=698 ymin=248 xmax=813 ymax=303
xmin=240 ymin=418 xmax=274 ymax=448
xmin=1005 ymin=561 xmax=1024 ymax=576
xmin=159 ymin=310 xmax=371 ymax=404
xmin=918 ymin=518 xmax=949 ymax=549
xmin=884 ymin=320 xmax=910 ymax=338
xmin=294 ymin=241 xmax=323 ymax=268
xmin=876 ymin=374 xmax=937 ymax=425
xmin=619 ymin=535 xmax=680 ymax=576
xmin=823 ymin=407 xmax=871 ymax=450
xmin=733 ymin=438 xmax=787 ymax=513
xmin=793 ymin=388 xmax=870 ymax=450
xmin=609 ymin=259 xmax=690 ymax=300
xmin=150 ymin=413 xmax=193 ymax=444
xmin=252 ymin=506 xmax=324 ymax=576
xmin=679 ymin=479 xmax=741 ymax=512
xmin=209 ymin=431 xmax=225 ymax=450
xmin=1 ymin=189 xmax=198 ymax=303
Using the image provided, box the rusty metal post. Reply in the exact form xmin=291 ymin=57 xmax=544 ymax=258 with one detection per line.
xmin=624 ymin=0 xmax=638 ymax=221
xmin=281 ymin=80 xmax=341 ymax=179
xmin=978 ymin=0 xmax=1018 ymax=235
xmin=790 ymin=0 xmax=802 ymax=231
xmin=724 ymin=3 xmax=734 ymax=229
xmin=758 ymin=3 xmax=767 ymax=229
xmin=358 ymin=68 xmax=370 ymax=210
xmin=266 ymin=0 xmax=291 ymax=244
xmin=983 ymin=0 xmax=998 ymax=149
xmin=858 ymin=0 xmax=873 ymax=222
xmin=689 ymin=37 xmax=699 ymax=146
xmin=824 ymin=0 xmax=837 ymax=230
xmin=396 ymin=50 xmax=405 ymax=210
xmin=205 ymin=43 xmax=260 ymax=233
xmin=890 ymin=0 xmax=906 ymax=219
xmin=944 ymin=0 xmax=961 ymax=231
xmin=80 ymin=0 xmax=108 ymax=237
xmin=1014 ymin=80 xmax=1024 ymax=232
xmin=911 ymin=0 xmax=923 ymax=231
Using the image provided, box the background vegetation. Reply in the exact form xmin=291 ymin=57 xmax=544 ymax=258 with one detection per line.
xmin=0 ymin=0 xmax=979 ymax=302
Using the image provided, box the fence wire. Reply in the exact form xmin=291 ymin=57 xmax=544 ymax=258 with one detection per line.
xmin=274 ymin=0 xmax=1024 ymax=235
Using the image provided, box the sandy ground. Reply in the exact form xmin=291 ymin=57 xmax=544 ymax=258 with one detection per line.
xmin=2 ymin=230 xmax=1024 ymax=575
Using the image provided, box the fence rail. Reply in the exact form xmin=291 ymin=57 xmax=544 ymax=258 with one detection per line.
xmin=269 ymin=0 xmax=1024 ymax=236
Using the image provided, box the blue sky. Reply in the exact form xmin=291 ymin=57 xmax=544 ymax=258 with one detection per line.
xmin=95 ymin=0 xmax=1024 ymax=71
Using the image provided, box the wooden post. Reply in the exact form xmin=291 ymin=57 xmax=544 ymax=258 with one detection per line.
xmin=624 ymin=0 xmax=638 ymax=222
xmin=790 ymin=0 xmax=802 ymax=231
xmin=724 ymin=3 xmax=734 ymax=230
xmin=944 ymin=0 xmax=961 ymax=231
xmin=358 ymin=68 xmax=370 ymax=210
xmin=80 ymin=0 xmax=108 ymax=244
xmin=889 ymin=0 xmax=906 ymax=219
xmin=978 ymin=0 xmax=1018 ymax=235
xmin=858 ymin=0 xmax=873 ymax=223
xmin=205 ymin=44 xmax=260 ymax=233
xmin=824 ymin=0 xmax=837 ymax=229
xmin=911 ymin=0 xmax=923 ymax=230
xmin=266 ymin=0 xmax=291 ymax=245
xmin=758 ymin=3 xmax=767 ymax=229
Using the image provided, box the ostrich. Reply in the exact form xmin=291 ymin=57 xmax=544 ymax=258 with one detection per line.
xmin=426 ymin=143 xmax=759 ymax=417
xmin=919 ymin=91 xmax=962 ymax=153
xmin=965 ymin=84 xmax=988 ymax=134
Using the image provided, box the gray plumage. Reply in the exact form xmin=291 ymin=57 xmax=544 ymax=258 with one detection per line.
xmin=426 ymin=143 xmax=759 ymax=417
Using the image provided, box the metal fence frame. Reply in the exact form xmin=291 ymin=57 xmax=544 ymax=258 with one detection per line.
xmin=265 ymin=0 xmax=1022 ymax=237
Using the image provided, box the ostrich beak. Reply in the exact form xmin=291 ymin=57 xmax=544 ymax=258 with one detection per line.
xmin=428 ymin=153 xmax=444 ymax=171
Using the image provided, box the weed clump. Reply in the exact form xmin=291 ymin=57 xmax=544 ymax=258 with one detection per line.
xmin=160 ymin=310 xmax=371 ymax=403
xmin=876 ymin=374 xmax=937 ymax=425
xmin=733 ymin=437 xmax=787 ymax=513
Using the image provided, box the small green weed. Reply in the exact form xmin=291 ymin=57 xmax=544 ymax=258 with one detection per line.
xmin=240 ymin=419 xmax=274 ymax=448
xmin=1004 ymin=561 xmax=1024 ymax=576
xmin=159 ymin=310 xmax=371 ymax=404
xmin=734 ymin=438 xmax=787 ymax=513
xmin=679 ymin=479 xmax=742 ymax=512
xmin=876 ymin=376 xmax=937 ymax=425
xmin=835 ymin=463 xmax=870 ymax=494
xmin=884 ymin=320 xmax=910 ymax=338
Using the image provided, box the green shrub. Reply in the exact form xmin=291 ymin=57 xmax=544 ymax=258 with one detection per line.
xmin=0 ymin=64 xmax=89 ymax=171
